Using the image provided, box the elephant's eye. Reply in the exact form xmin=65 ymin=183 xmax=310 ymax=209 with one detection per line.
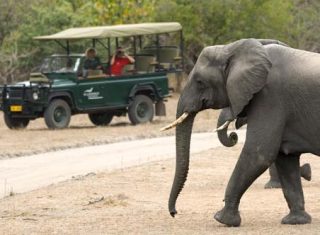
xmin=197 ymin=80 xmax=205 ymax=89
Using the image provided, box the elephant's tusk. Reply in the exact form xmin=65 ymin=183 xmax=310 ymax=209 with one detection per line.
xmin=213 ymin=121 xmax=231 ymax=132
xmin=160 ymin=112 xmax=189 ymax=131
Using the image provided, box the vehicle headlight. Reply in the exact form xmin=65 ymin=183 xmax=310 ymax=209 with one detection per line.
xmin=33 ymin=92 xmax=39 ymax=100
xmin=6 ymin=93 xmax=9 ymax=99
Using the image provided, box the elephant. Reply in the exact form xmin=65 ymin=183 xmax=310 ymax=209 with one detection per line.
xmin=161 ymin=38 xmax=320 ymax=226
xmin=265 ymin=162 xmax=311 ymax=188
xmin=216 ymin=107 xmax=312 ymax=189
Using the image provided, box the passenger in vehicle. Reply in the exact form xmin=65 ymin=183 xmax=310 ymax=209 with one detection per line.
xmin=111 ymin=47 xmax=135 ymax=76
xmin=59 ymin=58 xmax=74 ymax=73
xmin=84 ymin=48 xmax=102 ymax=70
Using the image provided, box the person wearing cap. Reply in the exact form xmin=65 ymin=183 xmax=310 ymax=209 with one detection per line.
xmin=84 ymin=48 xmax=102 ymax=70
xmin=110 ymin=47 xmax=135 ymax=76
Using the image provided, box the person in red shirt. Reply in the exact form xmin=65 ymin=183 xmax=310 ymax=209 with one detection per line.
xmin=110 ymin=47 xmax=135 ymax=76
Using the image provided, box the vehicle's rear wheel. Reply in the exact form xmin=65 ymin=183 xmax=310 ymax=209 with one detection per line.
xmin=88 ymin=113 xmax=113 ymax=126
xmin=4 ymin=113 xmax=29 ymax=129
xmin=128 ymin=95 xmax=154 ymax=125
xmin=44 ymin=99 xmax=71 ymax=129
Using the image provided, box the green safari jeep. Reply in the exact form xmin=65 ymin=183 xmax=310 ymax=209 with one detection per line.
xmin=0 ymin=22 xmax=184 ymax=129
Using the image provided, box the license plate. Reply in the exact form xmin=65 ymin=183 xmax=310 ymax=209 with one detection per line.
xmin=10 ymin=105 xmax=22 ymax=112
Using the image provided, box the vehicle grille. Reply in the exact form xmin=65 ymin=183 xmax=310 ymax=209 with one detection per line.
xmin=8 ymin=89 xmax=24 ymax=98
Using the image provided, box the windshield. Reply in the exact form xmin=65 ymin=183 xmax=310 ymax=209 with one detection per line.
xmin=40 ymin=56 xmax=81 ymax=73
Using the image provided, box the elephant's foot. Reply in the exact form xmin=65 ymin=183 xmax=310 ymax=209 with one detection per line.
xmin=264 ymin=179 xmax=282 ymax=189
xmin=300 ymin=163 xmax=312 ymax=181
xmin=281 ymin=210 xmax=312 ymax=225
xmin=214 ymin=207 xmax=241 ymax=227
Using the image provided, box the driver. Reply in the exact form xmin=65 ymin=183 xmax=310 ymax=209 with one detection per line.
xmin=58 ymin=58 xmax=74 ymax=72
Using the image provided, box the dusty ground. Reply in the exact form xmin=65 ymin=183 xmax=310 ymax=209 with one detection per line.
xmin=0 ymin=93 xmax=220 ymax=158
xmin=0 ymin=145 xmax=319 ymax=234
xmin=1 ymin=91 xmax=320 ymax=234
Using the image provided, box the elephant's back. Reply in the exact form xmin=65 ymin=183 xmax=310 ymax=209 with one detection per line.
xmin=264 ymin=45 xmax=320 ymax=118
xmin=261 ymin=45 xmax=320 ymax=155
xmin=265 ymin=45 xmax=320 ymax=84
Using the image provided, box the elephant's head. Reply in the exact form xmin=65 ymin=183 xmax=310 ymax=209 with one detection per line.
xmin=164 ymin=38 xmax=272 ymax=217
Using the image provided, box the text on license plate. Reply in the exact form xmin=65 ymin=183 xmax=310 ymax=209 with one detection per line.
xmin=10 ymin=105 xmax=22 ymax=112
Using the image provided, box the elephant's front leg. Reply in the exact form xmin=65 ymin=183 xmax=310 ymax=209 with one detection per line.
xmin=214 ymin=115 xmax=284 ymax=226
xmin=275 ymin=153 xmax=311 ymax=224
xmin=214 ymin=146 xmax=278 ymax=226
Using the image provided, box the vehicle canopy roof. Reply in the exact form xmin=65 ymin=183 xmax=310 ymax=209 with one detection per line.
xmin=33 ymin=22 xmax=182 ymax=40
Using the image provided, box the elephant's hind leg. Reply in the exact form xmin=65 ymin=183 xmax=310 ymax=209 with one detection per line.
xmin=275 ymin=153 xmax=311 ymax=224
xmin=264 ymin=162 xmax=312 ymax=189
xmin=264 ymin=163 xmax=282 ymax=189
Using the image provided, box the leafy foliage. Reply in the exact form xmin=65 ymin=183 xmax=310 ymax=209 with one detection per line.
xmin=155 ymin=0 xmax=297 ymax=60
xmin=0 ymin=0 xmax=155 ymax=83
xmin=289 ymin=0 xmax=320 ymax=51
xmin=74 ymin=0 xmax=155 ymax=25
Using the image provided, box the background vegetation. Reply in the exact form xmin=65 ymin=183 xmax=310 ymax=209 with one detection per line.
xmin=1 ymin=0 xmax=320 ymax=83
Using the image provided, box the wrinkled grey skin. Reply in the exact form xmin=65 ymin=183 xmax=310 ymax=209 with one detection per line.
xmin=216 ymin=108 xmax=312 ymax=189
xmin=169 ymin=38 xmax=320 ymax=226
xmin=265 ymin=162 xmax=311 ymax=188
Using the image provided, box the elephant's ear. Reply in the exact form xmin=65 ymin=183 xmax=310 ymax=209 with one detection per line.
xmin=225 ymin=39 xmax=272 ymax=117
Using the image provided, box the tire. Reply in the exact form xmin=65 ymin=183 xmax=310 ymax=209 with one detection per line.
xmin=44 ymin=99 xmax=71 ymax=129
xmin=128 ymin=95 xmax=154 ymax=125
xmin=4 ymin=113 xmax=29 ymax=129
xmin=88 ymin=113 xmax=113 ymax=126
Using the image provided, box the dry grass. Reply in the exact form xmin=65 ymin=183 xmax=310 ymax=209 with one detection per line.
xmin=0 ymin=146 xmax=319 ymax=234
xmin=0 ymin=93 xmax=220 ymax=158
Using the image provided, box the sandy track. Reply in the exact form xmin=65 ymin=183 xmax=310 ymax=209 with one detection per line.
xmin=0 ymin=131 xmax=246 ymax=198
xmin=1 ymin=94 xmax=319 ymax=234
xmin=0 ymin=144 xmax=319 ymax=234
xmin=0 ymin=94 xmax=220 ymax=158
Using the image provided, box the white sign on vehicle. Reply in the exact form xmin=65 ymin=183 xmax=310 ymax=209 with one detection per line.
xmin=83 ymin=87 xmax=103 ymax=100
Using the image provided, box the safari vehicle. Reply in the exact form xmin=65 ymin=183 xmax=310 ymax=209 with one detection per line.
xmin=0 ymin=22 xmax=184 ymax=129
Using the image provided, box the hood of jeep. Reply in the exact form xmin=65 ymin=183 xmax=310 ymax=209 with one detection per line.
xmin=51 ymin=78 xmax=77 ymax=87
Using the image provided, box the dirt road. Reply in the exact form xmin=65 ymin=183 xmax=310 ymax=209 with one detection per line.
xmin=0 ymin=94 xmax=220 ymax=158
xmin=1 ymin=93 xmax=319 ymax=234
xmin=0 ymin=142 xmax=319 ymax=234
xmin=0 ymin=130 xmax=246 ymax=198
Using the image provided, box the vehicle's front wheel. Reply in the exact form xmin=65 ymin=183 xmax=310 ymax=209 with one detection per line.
xmin=88 ymin=113 xmax=113 ymax=126
xmin=4 ymin=113 xmax=29 ymax=129
xmin=44 ymin=99 xmax=71 ymax=129
xmin=128 ymin=95 xmax=154 ymax=125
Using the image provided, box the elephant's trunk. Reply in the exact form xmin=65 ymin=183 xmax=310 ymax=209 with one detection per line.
xmin=168 ymin=106 xmax=195 ymax=217
xmin=217 ymin=110 xmax=238 ymax=147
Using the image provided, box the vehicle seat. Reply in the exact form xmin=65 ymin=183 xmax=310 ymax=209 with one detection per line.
xmin=122 ymin=64 xmax=135 ymax=75
xmin=134 ymin=54 xmax=157 ymax=73
xmin=141 ymin=46 xmax=180 ymax=69
xmin=86 ymin=69 xmax=105 ymax=78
